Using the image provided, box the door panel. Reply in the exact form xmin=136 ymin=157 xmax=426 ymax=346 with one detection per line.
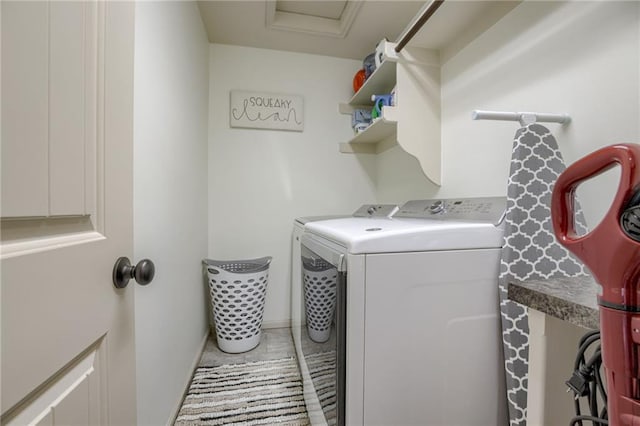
xmin=6 ymin=343 xmax=104 ymax=426
xmin=49 ymin=1 xmax=88 ymax=216
xmin=1 ymin=1 xmax=49 ymax=217
xmin=1 ymin=1 xmax=97 ymax=219
xmin=1 ymin=2 xmax=136 ymax=424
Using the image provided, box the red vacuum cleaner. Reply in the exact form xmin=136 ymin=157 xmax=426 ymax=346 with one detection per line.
xmin=552 ymin=143 xmax=640 ymax=426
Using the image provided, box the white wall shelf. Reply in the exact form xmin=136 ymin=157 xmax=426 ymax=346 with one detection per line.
xmin=339 ymin=106 xmax=398 ymax=154
xmin=348 ymin=59 xmax=397 ymax=106
xmin=339 ymin=39 xmax=442 ymax=186
xmin=350 ymin=115 xmax=397 ymax=144
xmin=337 ymin=1 xmax=523 ymax=187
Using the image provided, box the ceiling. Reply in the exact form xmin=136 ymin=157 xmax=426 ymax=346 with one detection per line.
xmin=197 ymin=1 xmax=426 ymax=60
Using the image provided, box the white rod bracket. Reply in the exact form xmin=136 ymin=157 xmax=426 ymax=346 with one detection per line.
xmin=472 ymin=110 xmax=571 ymax=127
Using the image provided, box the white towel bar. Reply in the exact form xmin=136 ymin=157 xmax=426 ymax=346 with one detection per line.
xmin=472 ymin=110 xmax=571 ymax=127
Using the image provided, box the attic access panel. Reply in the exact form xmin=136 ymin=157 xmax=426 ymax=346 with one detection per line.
xmin=266 ymin=0 xmax=362 ymax=37
xmin=276 ymin=1 xmax=347 ymax=20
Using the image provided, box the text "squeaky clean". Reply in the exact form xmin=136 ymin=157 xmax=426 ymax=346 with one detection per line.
xmin=248 ymin=96 xmax=292 ymax=109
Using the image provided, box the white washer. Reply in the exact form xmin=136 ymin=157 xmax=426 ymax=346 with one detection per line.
xmin=297 ymin=197 xmax=508 ymax=426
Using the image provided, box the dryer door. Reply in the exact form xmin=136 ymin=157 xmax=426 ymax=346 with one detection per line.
xmin=299 ymin=236 xmax=346 ymax=426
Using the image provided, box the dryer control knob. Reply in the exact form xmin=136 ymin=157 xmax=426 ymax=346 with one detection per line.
xmin=429 ymin=200 xmax=444 ymax=214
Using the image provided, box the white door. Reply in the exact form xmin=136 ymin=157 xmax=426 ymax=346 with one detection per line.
xmin=1 ymin=2 xmax=137 ymax=425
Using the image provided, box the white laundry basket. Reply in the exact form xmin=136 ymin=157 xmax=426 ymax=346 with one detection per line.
xmin=203 ymin=257 xmax=271 ymax=353
xmin=302 ymin=257 xmax=337 ymax=343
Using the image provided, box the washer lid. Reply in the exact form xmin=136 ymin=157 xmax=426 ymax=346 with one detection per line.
xmin=305 ymin=217 xmax=504 ymax=254
xmin=295 ymin=204 xmax=399 ymax=225
xmin=295 ymin=215 xmax=347 ymax=226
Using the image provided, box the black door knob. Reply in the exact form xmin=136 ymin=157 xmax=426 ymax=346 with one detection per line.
xmin=113 ymin=257 xmax=155 ymax=289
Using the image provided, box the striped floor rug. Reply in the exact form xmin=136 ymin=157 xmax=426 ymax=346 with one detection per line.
xmin=174 ymin=357 xmax=310 ymax=426
xmin=305 ymin=351 xmax=336 ymax=425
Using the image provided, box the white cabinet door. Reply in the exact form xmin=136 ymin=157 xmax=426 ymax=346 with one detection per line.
xmin=1 ymin=2 xmax=136 ymax=425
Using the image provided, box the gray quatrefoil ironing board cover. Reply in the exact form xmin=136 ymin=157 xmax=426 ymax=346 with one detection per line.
xmin=499 ymin=123 xmax=589 ymax=426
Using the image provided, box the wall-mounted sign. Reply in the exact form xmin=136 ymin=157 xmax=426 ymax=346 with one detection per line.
xmin=230 ymin=90 xmax=304 ymax=132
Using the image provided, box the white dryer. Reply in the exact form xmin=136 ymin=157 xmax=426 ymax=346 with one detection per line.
xmin=290 ymin=205 xmax=398 ymax=424
xmin=291 ymin=204 xmax=400 ymax=345
xmin=296 ymin=197 xmax=509 ymax=426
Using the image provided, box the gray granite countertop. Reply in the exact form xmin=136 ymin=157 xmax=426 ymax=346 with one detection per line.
xmin=508 ymin=276 xmax=600 ymax=330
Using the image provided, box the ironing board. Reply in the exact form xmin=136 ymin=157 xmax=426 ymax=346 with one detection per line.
xmin=499 ymin=123 xmax=589 ymax=426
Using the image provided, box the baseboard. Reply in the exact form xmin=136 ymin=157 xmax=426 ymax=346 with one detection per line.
xmin=262 ymin=319 xmax=290 ymax=329
xmin=166 ymin=330 xmax=210 ymax=426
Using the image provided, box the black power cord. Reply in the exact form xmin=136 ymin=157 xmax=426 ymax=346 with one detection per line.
xmin=566 ymin=330 xmax=608 ymax=426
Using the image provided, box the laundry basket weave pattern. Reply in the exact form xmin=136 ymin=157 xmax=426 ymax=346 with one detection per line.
xmin=303 ymin=257 xmax=337 ymax=343
xmin=204 ymin=257 xmax=271 ymax=353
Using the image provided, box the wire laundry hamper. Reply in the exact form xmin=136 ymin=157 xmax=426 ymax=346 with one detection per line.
xmin=302 ymin=257 xmax=337 ymax=343
xmin=203 ymin=257 xmax=271 ymax=353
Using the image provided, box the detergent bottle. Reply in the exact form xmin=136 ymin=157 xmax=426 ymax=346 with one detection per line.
xmin=371 ymin=94 xmax=393 ymax=120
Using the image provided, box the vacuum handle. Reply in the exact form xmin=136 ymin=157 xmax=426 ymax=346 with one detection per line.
xmin=551 ymin=144 xmax=640 ymax=273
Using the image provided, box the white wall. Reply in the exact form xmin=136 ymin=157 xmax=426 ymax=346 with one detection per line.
xmin=133 ymin=2 xmax=209 ymax=425
xmin=208 ymin=44 xmax=383 ymax=326
xmin=438 ymin=1 xmax=640 ymax=227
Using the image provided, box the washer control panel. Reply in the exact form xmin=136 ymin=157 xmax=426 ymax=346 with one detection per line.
xmin=352 ymin=204 xmax=399 ymax=218
xmin=395 ymin=197 xmax=507 ymax=225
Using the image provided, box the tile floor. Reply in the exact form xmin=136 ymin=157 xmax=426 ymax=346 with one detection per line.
xmin=198 ymin=327 xmax=297 ymax=366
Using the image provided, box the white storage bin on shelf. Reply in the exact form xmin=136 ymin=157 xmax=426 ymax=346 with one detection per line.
xmin=203 ymin=257 xmax=271 ymax=353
